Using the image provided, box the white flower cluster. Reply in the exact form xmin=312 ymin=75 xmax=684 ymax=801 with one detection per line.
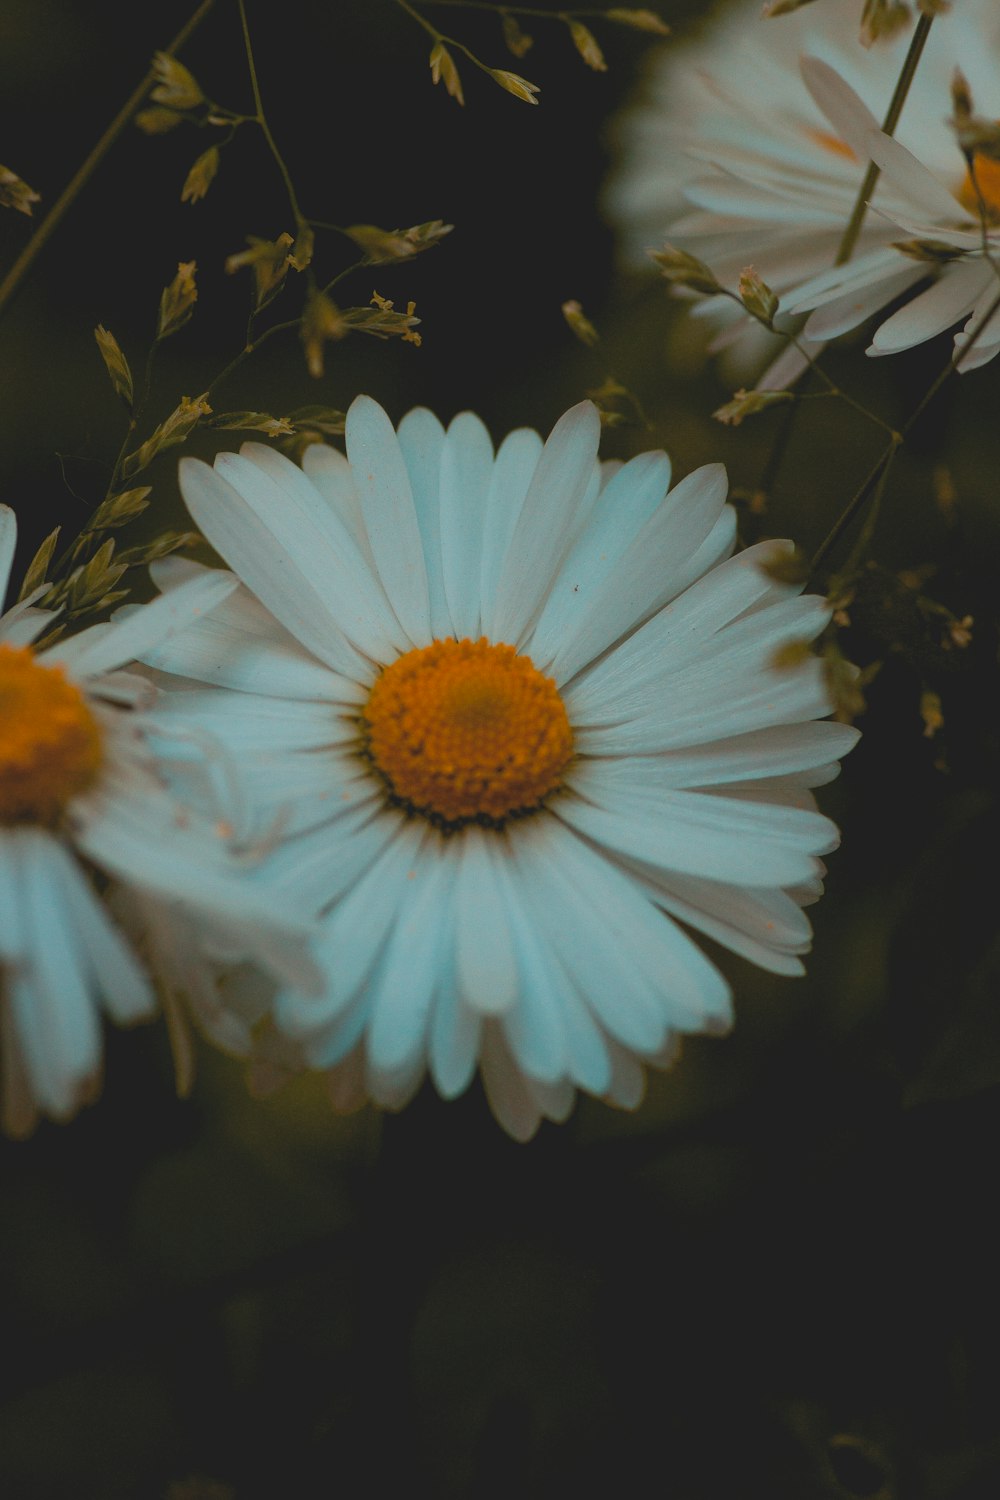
xmin=608 ymin=0 xmax=1000 ymax=379
xmin=1 ymin=397 xmax=856 ymax=1141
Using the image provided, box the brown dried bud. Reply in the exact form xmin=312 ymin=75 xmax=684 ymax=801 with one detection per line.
xmin=84 ymin=486 xmax=152 ymax=534
xmin=157 ymin=260 xmax=198 ymax=339
xmin=288 ymin=224 xmax=315 ymax=273
xmin=738 ymin=266 xmax=779 ymax=326
xmin=920 ymin=688 xmax=944 ymax=738
xmin=892 ymin=238 xmax=965 ymax=262
xmin=181 ymin=146 xmax=220 ymax=204
xmin=650 ymin=244 xmax=722 ymax=295
xmin=757 ymin=543 xmax=810 ymax=586
xmin=301 ymin=290 xmax=348 ymax=379
xmin=823 ymin=643 xmax=868 ymax=724
xmin=859 ymin=0 xmax=912 ymax=49
xmin=342 ymin=292 xmax=423 ymax=346
xmin=208 ymin=411 xmax=296 ymax=436
xmin=501 ymin=14 xmax=534 ymax=58
xmin=135 ymin=107 xmax=184 ymax=135
xmin=605 ymin=9 xmax=671 ymax=35
xmin=568 ymin=21 xmax=607 ymax=72
xmin=487 ymin=68 xmax=540 ymax=104
xmin=948 ymin=72 xmax=1000 ymax=163
xmin=771 ymin=639 xmax=814 ymax=670
xmin=344 ymin=219 xmax=453 ymax=263
xmin=562 ymin=299 xmax=601 ymax=348
xmin=150 ymin=52 xmax=204 ymax=111
xmin=225 ymin=233 xmax=295 ymax=310
xmin=713 ymin=387 xmax=794 ymax=426
xmin=122 ymin=394 xmax=211 ymax=479
xmin=94 ymin=325 xmax=134 ymax=409
xmin=430 ymin=42 xmax=464 ymax=106
xmin=17 ymin=528 xmax=60 ymax=601
xmin=950 ymin=66 xmax=973 ymax=123
xmin=0 ymin=163 xmax=40 ymax=217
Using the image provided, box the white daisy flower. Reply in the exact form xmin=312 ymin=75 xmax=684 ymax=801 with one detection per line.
xmin=606 ymin=0 xmax=1000 ymax=377
xmin=135 ymin=396 xmax=858 ymax=1141
xmin=0 ymin=506 xmax=319 ymax=1136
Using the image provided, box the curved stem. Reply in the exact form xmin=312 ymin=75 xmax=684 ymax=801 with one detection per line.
xmin=0 ymin=0 xmax=217 ymax=323
xmin=753 ymin=11 xmax=935 ymax=510
xmin=809 ymin=284 xmax=1000 ymax=578
xmin=834 ymin=11 xmax=934 ymax=267
xmin=236 ymin=0 xmax=306 ymax=229
xmin=395 ymin=0 xmax=443 ymax=41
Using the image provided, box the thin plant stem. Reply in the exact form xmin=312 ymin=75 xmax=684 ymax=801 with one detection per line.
xmin=751 ymin=9 xmax=935 ymax=504
xmin=0 ymin=0 xmax=217 ymax=322
xmin=809 ymin=284 xmax=1000 ymax=578
xmin=834 ymin=11 xmax=934 ymax=267
xmin=396 ymin=0 xmax=442 ymax=41
xmin=721 ymin=289 xmax=900 ymax=440
xmin=236 ymin=0 xmax=306 ymax=230
xmin=206 ymin=259 xmax=368 ymax=402
xmin=395 ymin=0 xmax=531 ymax=82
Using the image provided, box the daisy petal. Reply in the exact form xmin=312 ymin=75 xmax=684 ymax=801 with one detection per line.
xmin=345 ymin=394 xmax=432 ymax=645
xmin=396 ymin=406 xmax=451 ymax=638
xmin=0 ymin=505 xmax=16 ymax=604
xmin=800 ymin=56 xmax=879 ymax=162
xmin=491 ymin=401 xmax=602 ymax=644
xmin=527 ymin=449 xmax=672 ymax=668
xmin=46 ymin=571 xmax=238 ymax=680
xmin=557 ymin=784 xmax=835 ymax=889
xmin=480 ymin=427 xmax=543 ymax=632
xmin=548 ymin=464 xmax=730 ymax=684
xmin=868 ymin=260 xmax=987 ymax=354
xmin=454 ymin=828 xmax=519 ymax=1015
xmin=301 ymin=442 xmax=368 ymax=549
xmin=865 ymin=129 xmax=971 ymax=222
xmin=439 ymin=411 xmax=495 ymax=640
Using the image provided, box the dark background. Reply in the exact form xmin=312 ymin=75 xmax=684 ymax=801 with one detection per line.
xmin=2 ymin=2 xmax=1000 ymax=1496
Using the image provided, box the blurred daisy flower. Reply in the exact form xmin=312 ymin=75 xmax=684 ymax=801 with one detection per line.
xmin=606 ymin=0 xmax=1000 ymax=379
xmin=135 ymin=396 xmax=857 ymax=1141
xmin=0 ymin=506 xmax=318 ymax=1137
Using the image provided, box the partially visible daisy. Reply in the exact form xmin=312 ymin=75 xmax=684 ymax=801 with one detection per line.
xmin=136 ymin=395 xmax=857 ymax=1141
xmin=606 ymin=0 xmax=1000 ymax=377
xmin=0 ymin=506 xmax=319 ymax=1136
xmin=786 ymin=112 xmax=1000 ymax=370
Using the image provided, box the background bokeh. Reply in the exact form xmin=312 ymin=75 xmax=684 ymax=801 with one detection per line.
xmin=2 ymin=1 xmax=999 ymax=1496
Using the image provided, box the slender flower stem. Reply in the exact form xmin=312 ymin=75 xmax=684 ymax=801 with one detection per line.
xmin=236 ymin=0 xmax=306 ymax=230
xmin=721 ymin=289 xmax=899 ymax=440
xmin=754 ymin=11 xmax=935 ymax=515
xmin=834 ymin=11 xmax=934 ymax=267
xmin=206 ymin=259 xmax=368 ymax=401
xmin=396 ymin=0 xmax=442 ymax=41
xmin=395 ymin=0 xmax=542 ymax=87
xmin=809 ymin=284 xmax=1000 ymax=578
xmin=0 ymin=0 xmax=216 ymax=323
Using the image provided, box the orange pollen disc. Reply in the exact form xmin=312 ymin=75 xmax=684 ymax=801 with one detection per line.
xmin=362 ymin=637 xmax=574 ymax=827
xmin=0 ymin=644 xmax=104 ymax=826
xmin=807 ymin=128 xmax=857 ymax=163
xmin=957 ymin=149 xmax=1000 ymax=223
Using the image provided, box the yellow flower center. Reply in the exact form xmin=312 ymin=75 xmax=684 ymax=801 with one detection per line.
xmin=958 ymin=150 xmax=1000 ymax=224
xmin=0 ymin=644 xmax=104 ymax=826
xmin=362 ymin=637 xmax=574 ymax=828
